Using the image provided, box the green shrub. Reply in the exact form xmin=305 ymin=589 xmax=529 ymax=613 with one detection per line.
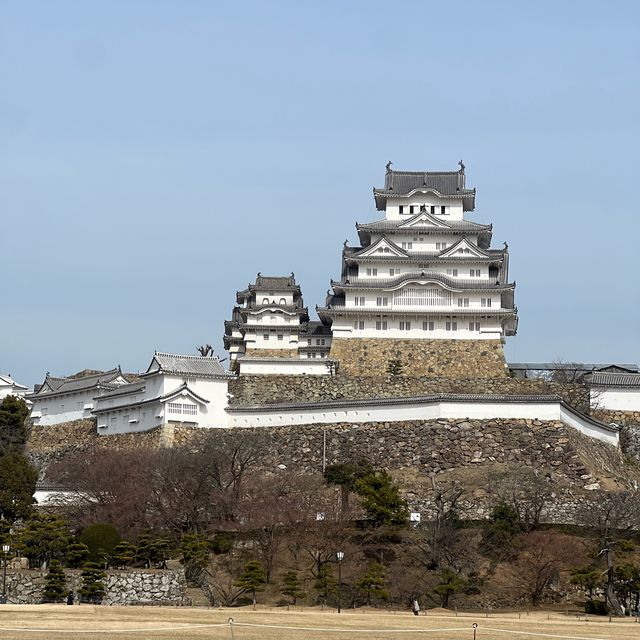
xmin=585 ymin=599 xmax=609 ymax=616
xmin=79 ymin=524 xmax=121 ymax=565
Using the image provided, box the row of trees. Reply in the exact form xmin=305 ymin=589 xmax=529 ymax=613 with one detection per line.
xmin=3 ymin=395 xmax=640 ymax=613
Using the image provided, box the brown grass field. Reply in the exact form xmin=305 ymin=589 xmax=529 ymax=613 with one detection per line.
xmin=0 ymin=605 xmax=639 ymax=640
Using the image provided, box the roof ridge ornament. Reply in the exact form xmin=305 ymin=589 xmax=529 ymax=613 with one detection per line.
xmin=385 ymin=160 xmax=392 ymax=173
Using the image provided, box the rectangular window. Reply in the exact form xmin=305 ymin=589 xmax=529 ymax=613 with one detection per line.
xmin=354 ymin=296 xmax=365 ymax=306
xmin=263 ymin=334 xmax=269 ymax=340
xmin=389 ymin=268 xmax=400 ymax=276
xmin=436 ymin=242 xmax=441 ymax=250
xmin=366 ymin=268 xmax=378 ymax=276
xmin=468 ymin=322 xmax=481 ymax=331
xmin=399 ymin=321 xmax=411 ymax=330
xmin=441 ymin=206 xmax=446 ymax=215
xmin=446 ymin=322 xmax=458 ymax=331
xmin=277 ymin=334 xmax=283 ymax=341
xmin=359 ymin=321 xmax=365 ymax=330
xmin=401 ymin=242 xmax=413 ymax=250
xmin=399 ymin=205 xmax=404 ymax=214
xmin=409 ymin=205 xmax=414 ymax=214
xmin=376 ymin=296 xmax=389 ymax=306
xmin=481 ymin=298 xmax=492 ymax=308
xmin=308 ymin=338 xmax=312 ymax=345
xmin=353 ymin=321 xmax=358 ymax=329
xmin=423 ymin=321 xmax=434 ymax=331
xmin=457 ymin=298 xmax=469 ymax=307
xmin=431 ymin=205 xmax=435 ymax=214
xmin=320 ymin=339 xmax=326 ymax=345
xmin=470 ymin=269 xmax=481 ymax=277
xmin=375 ymin=321 xmax=388 ymax=330
xmin=307 ymin=353 xmax=312 ymax=358
xmin=316 ymin=339 xmax=321 ymax=345
xmin=446 ymin=268 xmax=458 ymax=277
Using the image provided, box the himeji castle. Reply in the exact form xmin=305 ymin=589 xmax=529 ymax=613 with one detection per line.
xmin=318 ymin=162 xmax=517 ymax=342
xmin=226 ymin=162 xmax=518 ymax=378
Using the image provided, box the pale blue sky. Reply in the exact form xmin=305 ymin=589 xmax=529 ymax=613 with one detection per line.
xmin=1 ymin=1 xmax=639 ymax=386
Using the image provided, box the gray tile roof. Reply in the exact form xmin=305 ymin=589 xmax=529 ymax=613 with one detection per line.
xmin=30 ymin=368 xmax=125 ymax=397
xmin=508 ymin=363 xmax=639 ymax=373
xmin=98 ymin=381 xmax=146 ymax=399
xmin=374 ymin=167 xmax=476 ymax=210
xmin=586 ymin=372 xmax=640 ymax=388
xmin=331 ymin=271 xmax=514 ymax=291
xmin=149 ymin=352 xmax=229 ymax=377
xmin=357 ymin=218 xmax=491 ymax=233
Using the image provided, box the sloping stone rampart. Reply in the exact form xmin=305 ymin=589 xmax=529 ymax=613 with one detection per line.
xmin=329 ymin=337 xmax=508 ymax=377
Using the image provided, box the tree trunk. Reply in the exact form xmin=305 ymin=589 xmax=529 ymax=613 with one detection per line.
xmin=605 ymin=548 xmax=624 ymax=616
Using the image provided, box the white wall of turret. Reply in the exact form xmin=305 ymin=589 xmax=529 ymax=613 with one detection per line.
xmin=384 ymin=194 xmax=465 ymax=220
xmin=329 ymin=315 xmax=503 ymax=340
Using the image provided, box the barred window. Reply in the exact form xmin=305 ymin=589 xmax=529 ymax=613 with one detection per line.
xmin=394 ymin=287 xmax=452 ymax=307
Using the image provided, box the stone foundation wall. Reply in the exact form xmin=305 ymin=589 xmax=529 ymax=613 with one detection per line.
xmin=329 ymin=338 xmax=508 ymax=377
xmin=175 ymin=419 xmax=619 ymax=487
xmin=229 ymin=374 xmax=589 ymax=412
xmin=4 ymin=569 xmax=187 ymax=605
xmin=26 ymin=420 xmax=162 ymax=477
xmin=245 ymin=348 xmax=299 ymax=358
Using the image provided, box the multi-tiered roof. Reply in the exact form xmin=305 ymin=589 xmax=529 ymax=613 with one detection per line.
xmin=318 ymin=163 xmax=518 ymax=339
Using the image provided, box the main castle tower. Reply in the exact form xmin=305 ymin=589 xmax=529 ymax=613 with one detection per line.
xmin=317 ymin=162 xmax=518 ymax=376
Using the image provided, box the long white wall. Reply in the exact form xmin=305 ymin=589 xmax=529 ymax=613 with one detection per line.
xmin=239 ymin=359 xmax=333 ymax=376
xmin=228 ymin=397 xmax=619 ymax=447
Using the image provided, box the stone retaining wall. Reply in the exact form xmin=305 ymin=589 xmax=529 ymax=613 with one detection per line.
xmin=245 ymin=348 xmax=298 ymax=358
xmin=329 ymin=337 xmax=508 ymax=377
xmin=4 ymin=569 xmax=187 ymax=605
xmin=229 ymin=374 xmax=589 ymax=412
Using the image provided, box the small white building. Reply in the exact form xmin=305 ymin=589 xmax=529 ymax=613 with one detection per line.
xmin=29 ymin=368 xmax=130 ymax=426
xmin=93 ymin=352 xmax=234 ymax=435
xmin=0 ymin=374 xmax=29 ymax=403
xmin=587 ymin=371 xmax=640 ymax=412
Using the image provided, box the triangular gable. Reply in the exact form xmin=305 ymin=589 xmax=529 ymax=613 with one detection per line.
xmin=355 ymin=236 xmax=408 ymax=258
xmin=398 ymin=211 xmax=451 ymax=229
xmin=145 ymin=356 xmax=162 ymax=374
xmin=161 ymin=384 xmax=210 ymax=405
xmin=439 ymin=237 xmax=491 ymax=258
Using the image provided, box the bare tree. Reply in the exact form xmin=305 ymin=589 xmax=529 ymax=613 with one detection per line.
xmin=580 ymin=492 xmax=640 ymax=616
xmin=512 ymin=530 xmax=578 ymax=606
xmin=416 ymin=476 xmax=466 ymax=571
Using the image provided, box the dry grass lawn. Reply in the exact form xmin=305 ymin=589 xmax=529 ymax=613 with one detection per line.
xmin=0 ymin=605 xmax=639 ymax=640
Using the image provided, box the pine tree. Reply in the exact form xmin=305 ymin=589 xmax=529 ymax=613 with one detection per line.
xmin=314 ymin=563 xmax=336 ymax=605
xmin=235 ymin=560 xmax=266 ymax=606
xmin=66 ymin=542 xmax=90 ymax=568
xmin=357 ymin=562 xmax=388 ymax=605
xmin=387 ymin=358 xmax=404 ymax=376
xmin=79 ymin=562 xmax=106 ymax=604
xmin=112 ymin=541 xmax=136 ymax=569
xmin=281 ymin=570 xmax=305 ymax=605
xmin=42 ymin=559 xmax=67 ymax=603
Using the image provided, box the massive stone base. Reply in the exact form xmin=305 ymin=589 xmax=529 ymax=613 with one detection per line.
xmin=329 ymin=337 xmax=508 ymax=377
